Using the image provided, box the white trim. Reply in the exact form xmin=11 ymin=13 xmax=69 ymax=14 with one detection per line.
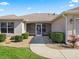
xmin=41 ymin=24 xmax=42 ymax=36
xmin=74 ymin=18 xmax=76 ymax=35
xmin=7 ymin=22 xmax=8 ymax=34
xmin=65 ymin=16 xmax=68 ymax=44
xmin=75 ymin=18 xmax=79 ymax=20
xmin=75 ymin=19 xmax=76 ymax=35
xmin=63 ymin=15 xmax=68 ymax=44
xmin=75 ymin=18 xmax=79 ymax=36
xmin=0 ymin=22 xmax=14 ymax=34
xmin=26 ymin=23 xmax=27 ymax=32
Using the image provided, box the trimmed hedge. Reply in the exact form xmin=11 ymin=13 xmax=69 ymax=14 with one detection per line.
xmin=11 ymin=35 xmax=23 ymax=42
xmin=22 ymin=33 xmax=29 ymax=39
xmin=0 ymin=34 xmax=6 ymax=42
xmin=49 ymin=32 xmax=65 ymax=43
xmin=48 ymin=33 xmax=51 ymax=39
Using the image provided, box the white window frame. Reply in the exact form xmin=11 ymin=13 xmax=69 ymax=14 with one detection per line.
xmin=7 ymin=22 xmax=14 ymax=33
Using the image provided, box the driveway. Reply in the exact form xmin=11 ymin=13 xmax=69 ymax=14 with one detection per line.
xmin=30 ymin=36 xmax=79 ymax=59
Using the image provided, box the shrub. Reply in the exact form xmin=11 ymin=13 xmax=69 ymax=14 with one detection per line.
xmin=13 ymin=35 xmax=23 ymax=42
xmin=22 ymin=33 xmax=29 ymax=39
xmin=0 ymin=34 xmax=6 ymax=42
xmin=48 ymin=32 xmax=51 ymax=39
xmin=49 ymin=32 xmax=65 ymax=43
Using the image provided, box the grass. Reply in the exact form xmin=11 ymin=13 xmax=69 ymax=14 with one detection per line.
xmin=0 ymin=46 xmax=47 ymax=59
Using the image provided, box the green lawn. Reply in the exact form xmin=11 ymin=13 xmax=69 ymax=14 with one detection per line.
xmin=0 ymin=46 xmax=47 ymax=59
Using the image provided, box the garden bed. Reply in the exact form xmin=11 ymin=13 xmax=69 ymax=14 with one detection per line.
xmin=0 ymin=36 xmax=34 ymax=48
xmin=43 ymin=36 xmax=79 ymax=49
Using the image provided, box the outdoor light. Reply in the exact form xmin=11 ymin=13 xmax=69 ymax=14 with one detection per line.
xmin=70 ymin=18 xmax=74 ymax=24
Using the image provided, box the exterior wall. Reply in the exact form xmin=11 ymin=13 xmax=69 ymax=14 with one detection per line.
xmin=14 ymin=21 xmax=23 ymax=35
xmin=66 ymin=15 xmax=74 ymax=41
xmin=52 ymin=17 xmax=65 ymax=33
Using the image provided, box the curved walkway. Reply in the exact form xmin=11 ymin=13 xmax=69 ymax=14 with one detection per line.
xmin=30 ymin=36 xmax=79 ymax=59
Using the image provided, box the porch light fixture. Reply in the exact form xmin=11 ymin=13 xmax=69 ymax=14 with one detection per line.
xmin=70 ymin=18 xmax=74 ymax=24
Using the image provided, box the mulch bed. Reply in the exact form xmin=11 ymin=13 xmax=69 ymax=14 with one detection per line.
xmin=43 ymin=36 xmax=79 ymax=49
xmin=0 ymin=36 xmax=34 ymax=48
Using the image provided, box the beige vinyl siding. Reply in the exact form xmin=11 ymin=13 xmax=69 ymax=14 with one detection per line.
xmin=14 ymin=21 xmax=23 ymax=35
xmin=52 ymin=17 xmax=65 ymax=33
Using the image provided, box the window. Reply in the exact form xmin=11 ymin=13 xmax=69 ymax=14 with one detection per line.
xmin=8 ymin=22 xmax=14 ymax=28
xmin=42 ymin=24 xmax=46 ymax=33
xmin=8 ymin=22 xmax=14 ymax=33
xmin=1 ymin=22 xmax=7 ymax=28
xmin=0 ymin=22 xmax=14 ymax=33
xmin=1 ymin=28 xmax=7 ymax=33
xmin=1 ymin=22 xmax=7 ymax=33
xmin=8 ymin=28 xmax=14 ymax=33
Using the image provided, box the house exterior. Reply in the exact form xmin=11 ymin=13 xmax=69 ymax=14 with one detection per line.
xmin=0 ymin=7 xmax=79 ymax=43
xmin=0 ymin=13 xmax=57 ymax=36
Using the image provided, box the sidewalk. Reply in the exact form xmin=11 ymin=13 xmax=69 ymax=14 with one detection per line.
xmin=30 ymin=36 xmax=79 ymax=59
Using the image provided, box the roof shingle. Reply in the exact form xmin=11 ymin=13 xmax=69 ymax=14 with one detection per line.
xmin=20 ymin=13 xmax=57 ymax=22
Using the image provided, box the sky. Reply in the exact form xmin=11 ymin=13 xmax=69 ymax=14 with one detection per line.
xmin=0 ymin=0 xmax=79 ymax=16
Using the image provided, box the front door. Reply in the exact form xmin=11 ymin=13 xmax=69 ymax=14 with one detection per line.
xmin=36 ymin=24 xmax=42 ymax=36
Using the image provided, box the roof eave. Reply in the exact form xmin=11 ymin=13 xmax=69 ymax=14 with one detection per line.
xmin=64 ymin=11 xmax=79 ymax=15
xmin=0 ymin=18 xmax=23 ymax=21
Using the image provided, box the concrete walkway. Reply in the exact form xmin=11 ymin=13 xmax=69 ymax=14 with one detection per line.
xmin=30 ymin=36 xmax=79 ymax=59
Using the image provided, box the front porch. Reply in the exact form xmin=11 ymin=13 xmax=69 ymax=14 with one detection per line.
xmin=26 ymin=23 xmax=51 ymax=36
xmin=65 ymin=15 xmax=79 ymax=46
